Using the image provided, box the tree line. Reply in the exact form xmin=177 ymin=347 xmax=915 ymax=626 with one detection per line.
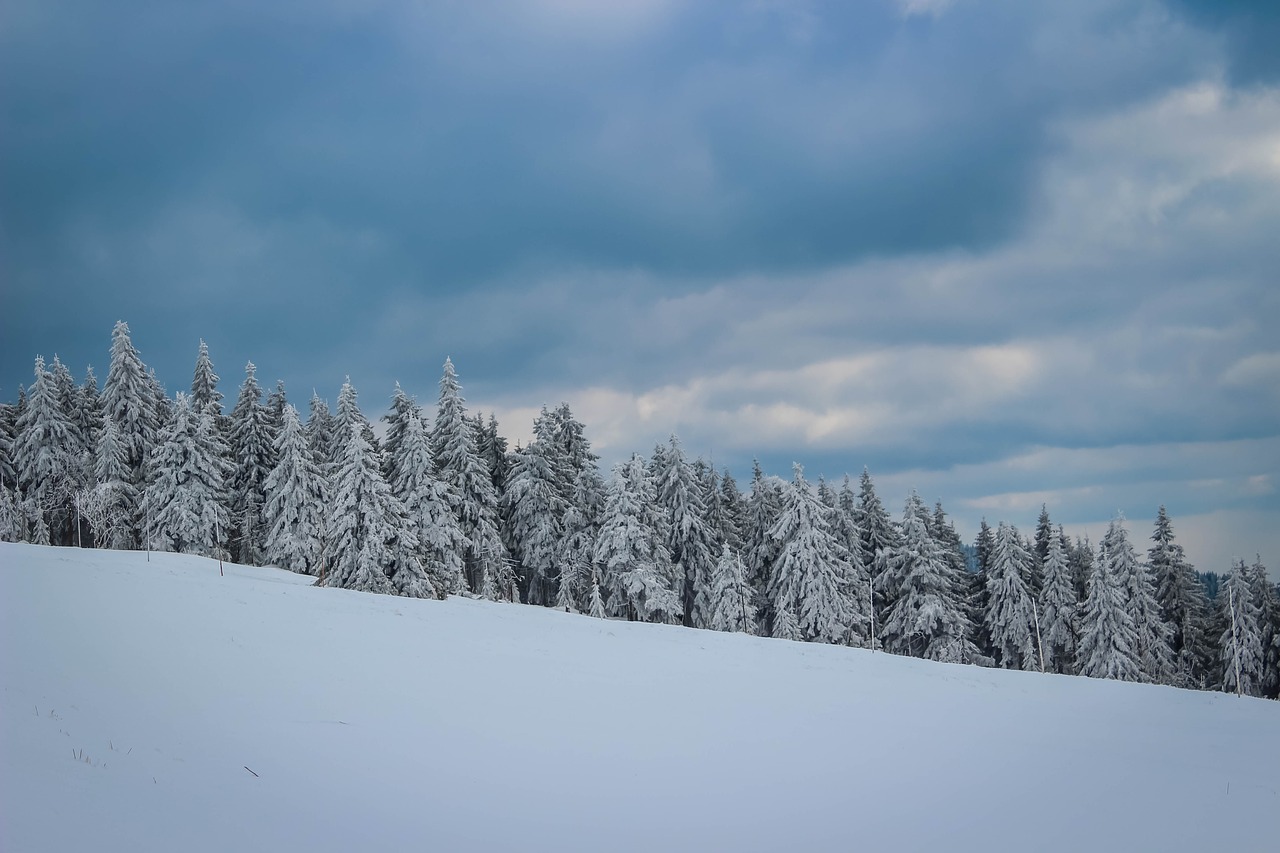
xmin=1 ymin=321 xmax=1276 ymax=698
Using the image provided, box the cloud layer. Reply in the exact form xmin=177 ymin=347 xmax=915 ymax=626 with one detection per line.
xmin=2 ymin=0 xmax=1277 ymax=574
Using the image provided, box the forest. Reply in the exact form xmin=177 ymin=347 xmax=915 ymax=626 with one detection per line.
xmin=2 ymin=321 xmax=1276 ymax=699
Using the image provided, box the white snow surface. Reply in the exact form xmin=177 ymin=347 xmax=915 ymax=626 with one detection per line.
xmin=1 ymin=542 xmax=1276 ymax=852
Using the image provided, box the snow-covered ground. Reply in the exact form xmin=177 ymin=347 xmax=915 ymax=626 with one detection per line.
xmin=1 ymin=542 xmax=1275 ymax=852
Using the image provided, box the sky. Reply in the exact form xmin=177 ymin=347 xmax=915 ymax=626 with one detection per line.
xmin=2 ymin=0 xmax=1278 ymax=576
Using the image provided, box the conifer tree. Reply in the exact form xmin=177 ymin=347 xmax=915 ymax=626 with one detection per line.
xmin=1219 ymin=560 xmax=1265 ymax=697
xmin=1243 ymin=557 xmax=1278 ymax=699
xmin=857 ymin=467 xmax=901 ymax=635
xmin=139 ymin=394 xmax=232 ymax=559
xmin=772 ymin=600 xmax=802 ymax=641
xmin=742 ymin=459 xmax=783 ymax=612
xmin=391 ymin=410 xmax=468 ymax=596
xmin=0 ymin=401 xmax=17 ymax=491
xmin=1039 ymin=528 xmax=1078 ymax=674
xmin=306 ymin=393 xmax=337 ymax=469
xmin=228 ymin=362 xmax=276 ymax=565
xmin=380 ymin=382 xmax=419 ymax=484
xmin=266 ymin=380 xmax=288 ymax=433
xmin=503 ymin=439 xmax=568 ymax=605
xmin=323 ymin=425 xmax=432 ymax=598
xmin=985 ymin=522 xmax=1039 ymax=670
xmin=430 ymin=358 xmax=513 ymax=600
xmin=102 ymin=322 xmax=158 ymax=497
xmin=587 ymin=567 xmax=607 ymax=619
xmin=1149 ymin=507 xmax=1212 ymax=688
xmin=262 ymin=405 xmax=328 ymax=575
xmin=594 ymin=455 xmax=681 ymax=623
xmin=709 ymin=545 xmax=758 ymax=634
xmin=879 ymin=491 xmax=979 ymax=662
xmin=77 ymin=366 xmax=104 ymax=462
xmin=556 ymin=468 xmax=600 ymax=613
xmin=1077 ymin=520 xmax=1142 ymax=682
xmin=15 ymin=356 xmax=83 ymax=540
xmin=190 ymin=340 xmax=223 ymax=417
xmin=768 ymin=465 xmax=867 ymax=645
xmin=87 ymin=417 xmax=137 ymax=550
xmin=1106 ymin=516 xmax=1173 ymax=683
xmin=717 ymin=469 xmax=747 ymax=554
xmin=655 ymin=436 xmax=717 ymax=628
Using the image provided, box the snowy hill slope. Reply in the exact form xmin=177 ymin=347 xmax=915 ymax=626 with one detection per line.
xmin=1 ymin=543 xmax=1276 ymax=853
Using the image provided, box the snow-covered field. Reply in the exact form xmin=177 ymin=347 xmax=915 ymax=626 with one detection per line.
xmin=1 ymin=543 xmax=1275 ymax=852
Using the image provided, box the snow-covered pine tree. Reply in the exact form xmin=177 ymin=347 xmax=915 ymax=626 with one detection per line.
xmin=306 ymin=392 xmax=337 ymax=469
xmin=503 ymin=438 xmax=568 ymax=605
xmin=1105 ymin=516 xmax=1174 ymax=684
xmin=594 ymin=455 xmax=681 ymax=624
xmin=0 ymin=401 xmax=17 ymax=492
xmin=228 ymin=362 xmax=277 ymax=565
xmin=265 ymin=380 xmax=287 ymax=433
xmin=1077 ymin=520 xmax=1143 ymax=682
xmin=655 ymin=436 xmax=717 ymax=628
xmin=15 ymin=356 xmax=83 ymax=542
xmin=102 ymin=322 xmax=158 ymax=501
xmin=556 ymin=467 xmax=600 ymax=613
xmin=1219 ymin=560 xmax=1265 ymax=697
xmin=742 ymin=460 xmax=783 ymax=620
xmin=856 ymin=467 xmax=902 ymax=637
xmin=323 ymin=422 xmax=432 ymax=598
xmin=190 ymin=340 xmax=223 ymax=417
xmin=262 ymin=404 xmax=328 ymax=575
xmin=772 ymin=599 xmax=801 ymax=641
xmin=1069 ymin=536 xmax=1094 ymax=602
xmin=391 ymin=410 xmax=468 ymax=597
xmin=1243 ymin=557 xmax=1279 ymax=699
xmin=87 ymin=416 xmax=138 ymax=550
xmin=878 ymin=491 xmax=978 ymax=662
xmin=769 ymin=465 xmax=866 ymax=646
xmin=587 ymin=567 xmax=607 ymax=619
xmin=429 ymin=358 xmax=513 ymax=600
xmin=380 ymin=382 xmax=419 ymax=485
xmin=717 ymin=469 xmax=747 ymax=554
xmin=985 ymin=522 xmax=1039 ymax=671
xmin=474 ymin=413 xmax=510 ymax=495
xmin=77 ymin=366 xmax=104 ymax=465
xmin=709 ymin=544 xmax=757 ymax=634
xmin=139 ymin=394 xmax=232 ymax=559
xmin=1148 ymin=507 xmax=1212 ymax=688
xmin=1039 ymin=527 xmax=1078 ymax=674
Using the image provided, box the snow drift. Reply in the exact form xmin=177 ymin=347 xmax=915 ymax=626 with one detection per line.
xmin=1 ymin=542 xmax=1275 ymax=852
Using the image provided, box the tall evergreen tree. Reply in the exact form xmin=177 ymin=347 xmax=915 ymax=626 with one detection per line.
xmin=876 ymin=492 xmax=974 ymax=661
xmin=856 ymin=467 xmax=901 ymax=636
xmin=323 ymin=426 xmax=433 ymax=598
xmin=655 ymin=436 xmax=717 ymax=628
xmin=15 ymin=356 xmax=82 ymax=540
xmin=594 ymin=455 xmax=681 ymax=624
xmin=768 ymin=465 xmax=866 ymax=645
xmin=102 ymin=322 xmax=158 ymax=543
xmin=1077 ymin=520 xmax=1143 ymax=682
xmin=380 ymin=382 xmax=419 ymax=484
xmin=742 ymin=459 xmax=783 ymax=616
xmin=985 ymin=522 xmax=1039 ymax=671
xmin=708 ymin=545 xmax=757 ymax=634
xmin=1148 ymin=507 xmax=1212 ymax=688
xmin=503 ymin=438 xmax=568 ymax=605
xmin=0 ymin=401 xmax=17 ymax=491
xmin=1219 ymin=560 xmax=1265 ymax=697
xmin=1243 ymin=557 xmax=1279 ymax=699
xmin=1039 ymin=528 xmax=1078 ymax=674
xmin=139 ymin=394 xmax=232 ymax=559
xmin=1106 ymin=516 xmax=1174 ymax=684
xmin=86 ymin=417 xmax=137 ymax=550
xmin=228 ymin=362 xmax=276 ymax=565
xmin=390 ymin=410 xmax=467 ymax=596
xmin=717 ymin=469 xmax=747 ymax=554
xmin=262 ymin=404 xmax=328 ymax=575
xmin=190 ymin=340 xmax=223 ymax=416
xmin=556 ymin=468 xmax=600 ymax=613
xmin=306 ymin=392 xmax=337 ymax=469
xmin=430 ymin=358 xmax=513 ymax=600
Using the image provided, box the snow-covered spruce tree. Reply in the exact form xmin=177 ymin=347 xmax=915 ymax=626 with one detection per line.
xmin=265 ymin=380 xmax=287 ymax=433
xmin=190 ymin=339 xmax=223 ymax=417
xmin=391 ymin=410 xmax=467 ymax=597
xmin=1105 ymin=516 xmax=1174 ymax=684
xmin=717 ymin=469 xmax=747 ymax=554
xmin=1039 ymin=528 xmax=1078 ymax=674
xmin=306 ymin=392 xmax=337 ymax=470
xmin=857 ymin=467 xmax=902 ymax=637
xmin=102 ymin=322 xmax=158 ymax=500
xmin=587 ymin=567 xmax=607 ymax=619
xmin=594 ymin=455 xmax=681 ymax=624
xmin=1029 ymin=504 xmax=1054 ymax=598
xmin=228 ymin=362 xmax=277 ymax=565
xmin=878 ymin=491 xmax=979 ymax=662
xmin=76 ymin=366 xmax=104 ymax=463
xmin=1148 ymin=507 xmax=1212 ymax=688
xmin=380 ymin=382 xmax=420 ymax=485
xmin=1077 ymin=520 xmax=1142 ymax=682
xmin=430 ymin=358 xmax=513 ymax=600
xmin=1219 ymin=560 xmax=1265 ymax=697
xmin=334 ymin=379 xmax=375 ymax=468
xmin=15 ymin=356 xmax=83 ymax=539
xmin=262 ymin=404 xmax=328 ymax=575
xmin=0 ymin=482 xmax=21 ymax=542
xmin=323 ymin=422 xmax=434 ymax=598
xmin=556 ymin=467 xmax=601 ymax=613
xmin=1069 ymin=536 xmax=1094 ymax=603
xmin=985 ymin=522 xmax=1039 ymax=671
xmin=769 ymin=465 xmax=867 ymax=646
xmin=87 ymin=417 xmax=138 ymax=550
xmin=772 ymin=599 xmax=802 ymax=641
xmin=139 ymin=394 xmax=232 ymax=559
xmin=742 ymin=460 xmax=783 ymax=619
xmin=709 ymin=544 xmax=757 ymax=634
xmin=0 ymin=401 xmax=18 ymax=491
xmin=502 ymin=438 xmax=568 ymax=605
xmin=655 ymin=436 xmax=718 ymax=628
xmin=1243 ymin=557 xmax=1279 ymax=699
